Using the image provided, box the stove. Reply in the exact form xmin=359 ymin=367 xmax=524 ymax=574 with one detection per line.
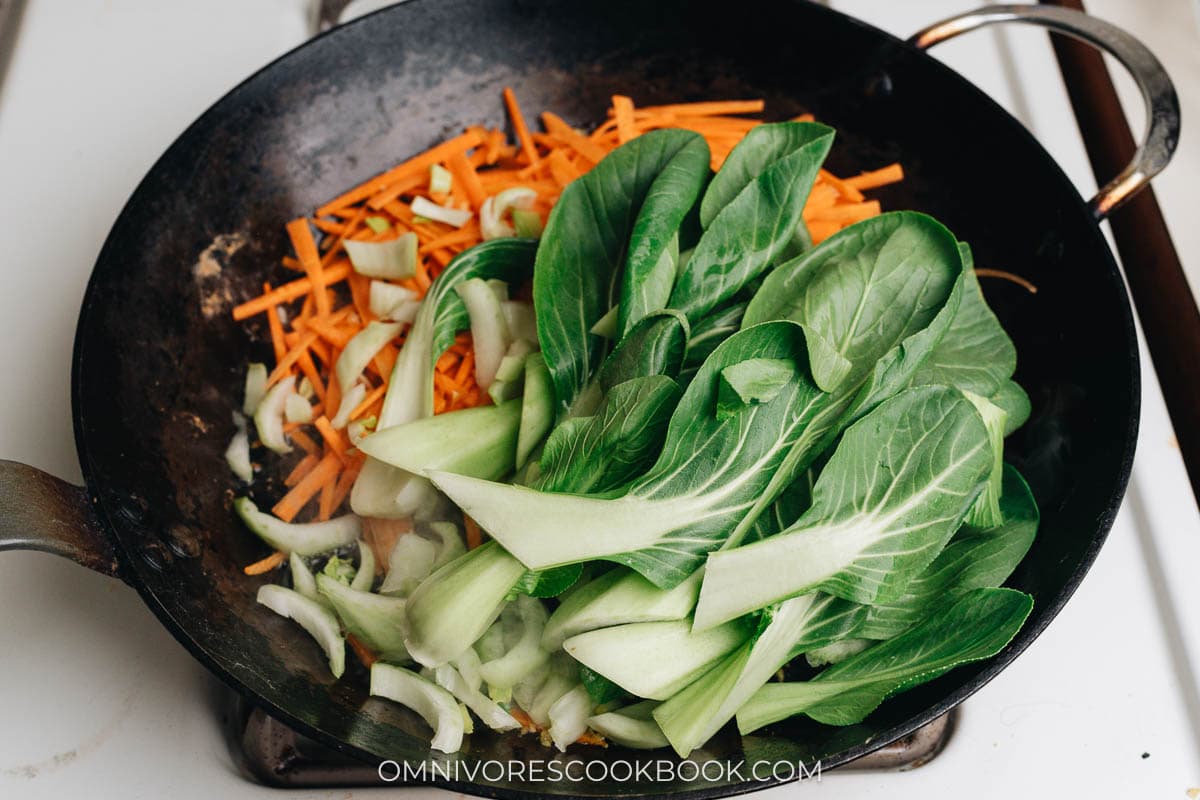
xmin=0 ymin=1 xmax=1198 ymax=798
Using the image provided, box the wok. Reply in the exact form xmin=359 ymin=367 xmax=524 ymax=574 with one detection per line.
xmin=0 ymin=0 xmax=1179 ymax=795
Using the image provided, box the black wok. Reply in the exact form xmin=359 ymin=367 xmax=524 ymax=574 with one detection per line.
xmin=0 ymin=1 xmax=1178 ymax=795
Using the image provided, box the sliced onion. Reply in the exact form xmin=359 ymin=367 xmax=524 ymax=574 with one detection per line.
xmin=225 ymin=413 xmax=254 ymax=483
xmin=454 ymin=278 xmax=511 ymax=389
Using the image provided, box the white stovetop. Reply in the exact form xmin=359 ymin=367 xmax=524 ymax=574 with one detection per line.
xmin=0 ymin=1 xmax=1197 ymax=798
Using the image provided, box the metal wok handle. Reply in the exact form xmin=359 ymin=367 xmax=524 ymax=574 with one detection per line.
xmin=0 ymin=460 xmax=121 ymax=579
xmin=909 ymin=3 xmax=1179 ymax=220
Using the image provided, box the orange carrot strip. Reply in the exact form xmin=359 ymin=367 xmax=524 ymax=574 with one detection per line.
xmin=791 ymin=112 xmax=816 ymax=123
xmin=485 ymin=128 xmax=507 ymax=164
xmin=284 ymin=453 xmax=321 ymax=488
xmin=807 ymin=220 xmax=842 ymax=244
xmin=312 ymin=218 xmax=346 ymax=235
xmin=272 ymin=453 xmax=341 ymax=522
xmin=314 ymin=416 xmax=349 ymax=460
xmin=419 ymin=223 xmax=482 ymax=254
xmin=363 ymin=170 xmax=430 ymax=212
xmin=546 ymin=149 xmax=579 ymax=188
xmin=639 ymin=99 xmax=764 ymax=117
xmin=464 ymin=515 xmax=483 ymax=550
xmin=541 ymin=112 xmax=610 ymax=165
xmin=263 ymin=284 xmax=288 ymax=363
xmin=509 ymin=706 xmax=538 ymax=732
xmin=317 ymin=475 xmax=339 ymax=521
xmin=329 ymin=454 xmax=364 ymax=513
xmin=612 ymin=95 xmax=637 ymax=144
xmin=447 ymin=150 xmax=487 ymax=210
xmin=289 ymin=429 xmax=320 ymax=456
xmin=503 ymin=87 xmax=539 ymax=166
xmin=808 ymin=200 xmax=881 ymax=224
xmin=287 ymin=218 xmax=329 ymax=319
xmin=844 ymin=163 xmax=904 ymax=191
xmin=232 ymin=263 xmax=352 ymax=321
xmin=297 ymin=351 xmax=326 ymax=402
xmin=267 ymin=330 xmax=320 ymax=386
xmin=317 ymin=128 xmax=485 ymax=215
xmin=818 ymin=169 xmax=865 ymax=202
xmin=454 ymin=350 xmax=475 ymax=386
xmin=243 ymin=550 xmax=286 ymax=575
xmin=351 ymin=383 xmax=387 ymax=420
xmin=347 ymin=634 xmax=379 ymax=668
xmin=975 ymin=268 xmax=1039 ymax=294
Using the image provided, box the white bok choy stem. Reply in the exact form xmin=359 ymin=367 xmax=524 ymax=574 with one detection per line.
xmin=370 ymin=663 xmax=465 ymax=753
xmin=454 ymin=278 xmax=511 ymax=389
xmin=588 ymin=701 xmax=670 ymax=750
xmin=547 ymin=685 xmax=593 ymax=752
xmin=257 ymin=585 xmax=345 ymax=678
xmin=253 ymin=375 xmax=296 ymax=454
xmin=344 ymin=233 xmax=417 ymax=280
xmin=403 ymin=541 xmax=526 ymax=667
xmin=315 ymin=574 xmax=409 ymax=662
xmin=234 ymin=497 xmax=360 ymax=556
xmin=352 ymin=240 xmax=535 ymax=519
xmin=357 ymin=400 xmax=522 ymax=481
xmin=693 ymin=386 xmax=993 ymax=630
xmin=563 ymin=618 xmax=750 ymax=701
xmin=335 ymin=321 xmax=403 ymax=396
xmin=434 ymin=663 xmax=521 ymax=732
xmin=540 ymin=569 xmax=700 ymax=651
xmin=477 ymin=595 xmax=550 ymax=691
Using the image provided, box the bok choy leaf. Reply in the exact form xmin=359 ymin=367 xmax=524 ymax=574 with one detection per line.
xmin=736 ymin=587 xmax=1033 ymax=732
xmin=670 ymin=123 xmax=835 ymax=323
xmin=534 ymin=129 xmax=709 ymax=416
xmin=429 ymin=321 xmax=842 ymax=588
xmin=694 ymin=385 xmax=993 ymax=629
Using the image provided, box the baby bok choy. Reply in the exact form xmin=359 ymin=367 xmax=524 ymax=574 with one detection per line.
xmin=735 ymin=588 xmax=1033 ymax=732
xmin=693 ymin=385 xmax=994 ymax=629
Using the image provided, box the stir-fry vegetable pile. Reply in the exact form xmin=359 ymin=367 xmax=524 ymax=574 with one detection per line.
xmin=228 ymin=91 xmax=1036 ymax=757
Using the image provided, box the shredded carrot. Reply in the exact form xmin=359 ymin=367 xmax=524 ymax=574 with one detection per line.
xmin=272 ymin=453 xmax=340 ymax=522
xmin=347 ymin=634 xmax=379 ymax=668
xmin=576 ymin=731 xmax=608 ymax=747
xmin=284 ymin=453 xmax=321 ymax=488
xmin=289 ymin=429 xmax=321 ymax=456
xmin=844 ymin=163 xmax=904 ymax=191
xmin=329 ymin=453 xmax=365 ymax=518
xmin=464 ymin=515 xmax=483 ymax=550
xmin=287 ymin=219 xmax=329 ymax=319
xmin=243 ymin=550 xmax=286 ymax=575
xmin=267 ymin=330 xmax=320 ymax=386
xmin=640 ymin=99 xmax=765 ymax=117
xmin=975 ymin=268 xmax=1039 ymax=294
xmin=447 ymin=150 xmax=487 ymax=210
xmin=318 ymin=129 xmax=485 ymax=215
xmin=233 ymin=263 xmax=352 ymax=321
xmin=509 ymin=706 xmax=538 ymax=732
xmin=504 ymin=87 xmax=539 ymax=166
xmin=612 ymin=95 xmax=637 ymax=144
xmin=314 ymin=416 xmax=349 ymax=460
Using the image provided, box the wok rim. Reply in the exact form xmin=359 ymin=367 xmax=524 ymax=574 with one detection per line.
xmin=69 ymin=0 xmax=1140 ymax=794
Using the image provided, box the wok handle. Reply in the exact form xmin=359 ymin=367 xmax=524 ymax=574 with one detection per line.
xmin=908 ymin=3 xmax=1179 ymax=220
xmin=0 ymin=460 xmax=122 ymax=579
